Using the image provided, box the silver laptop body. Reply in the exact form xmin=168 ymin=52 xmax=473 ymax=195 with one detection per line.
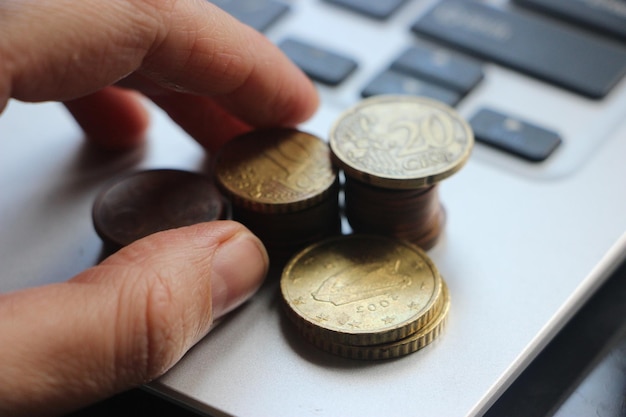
xmin=1 ymin=0 xmax=626 ymax=415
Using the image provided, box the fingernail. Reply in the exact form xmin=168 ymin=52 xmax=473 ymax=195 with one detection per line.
xmin=210 ymin=231 xmax=269 ymax=318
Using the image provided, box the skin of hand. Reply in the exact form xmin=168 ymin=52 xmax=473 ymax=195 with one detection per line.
xmin=0 ymin=0 xmax=318 ymax=415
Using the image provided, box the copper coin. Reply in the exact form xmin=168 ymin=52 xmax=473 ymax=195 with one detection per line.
xmin=343 ymin=178 xmax=445 ymax=250
xmin=93 ymin=169 xmax=227 ymax=250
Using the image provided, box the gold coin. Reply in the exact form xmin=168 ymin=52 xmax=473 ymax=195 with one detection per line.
xmin=329 ymin=95 xmax=474 ymax=189
xmin=215 ymin=128 xmax=337 ymax=213
xmin=281 ymin=235 xmax=443 ymax=346
xmin=302 ymin=281 xmax=450 ymax=360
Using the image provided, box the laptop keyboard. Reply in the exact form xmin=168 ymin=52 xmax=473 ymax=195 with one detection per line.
xmin=514 ymin=0 xmax=626 ymax=42
xmin=412 ymin=0 xmax=626 ymax=99
xmin=278 ymin=38 xmax=359 ymax=86
xmin=209 ymin=0 xmax=626 ymax=163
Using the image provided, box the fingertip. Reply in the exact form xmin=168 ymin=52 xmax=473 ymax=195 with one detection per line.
xmin=137 ymin=2 xmax=319 ymax=132
xmin=273 ymin=72 xmax=320 ymax=128
xmin=217 ymin=34 xmax=320 ymax=129
xmin=209 ymin=223 xmax=269 ymax=318
xmin=149 ymin=92 xmax=252 ymax=153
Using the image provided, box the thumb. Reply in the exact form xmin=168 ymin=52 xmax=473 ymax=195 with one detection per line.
xmin=0 ymin=221 xmax=268 ymax=417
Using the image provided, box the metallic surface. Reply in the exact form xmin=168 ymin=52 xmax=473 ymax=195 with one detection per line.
xmin=215 ymin=128 xmax=337 ymax=213
xmin=329 ymin=95 xmax=473 ymax=189
xmin=3 ymin=0 xmax=626 ymax=415
xmin=215 ymin=127 xmax=341 ymax=263
xmin=300 ymin=281 xmax=450 ymax=360
xmin=280 ymin=235 xmax=444 ymax=346
xmin=92 ymin=169 xmax=227 ymax=250
xmin=344 ymin=178 xmax=445 ymax=250
xmin=3 ymin=77 xmax=626 ymax=417
xmin=233 ymin=191 xmax=342 ymax=264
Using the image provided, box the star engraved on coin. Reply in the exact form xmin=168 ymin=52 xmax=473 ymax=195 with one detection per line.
xmin=292 ymin=296 xmax=306 ymax=305
xmin=304 ymin=282 xmax=450 ymax=360
xmin=316 ymin=313 xmax=330 ymax=322
xmin=408 ymin=301 xmax=421 ymax=310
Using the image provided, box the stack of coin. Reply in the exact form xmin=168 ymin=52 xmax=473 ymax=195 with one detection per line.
xmin=92 ymin=169 xmax=229 ymax=252
xmin=329 ymin=95 xmax=473 ymax=250
xmin=215 ymin=128 xmax=341 ymax=264
xmin=281 ymin=234 xmax=450 ymax=360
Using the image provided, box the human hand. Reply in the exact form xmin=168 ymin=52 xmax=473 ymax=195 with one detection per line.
xmin=0 ymin=0 xmax=318 ymax=152
xmin=0 ymin=0 xmax=318 ymax=415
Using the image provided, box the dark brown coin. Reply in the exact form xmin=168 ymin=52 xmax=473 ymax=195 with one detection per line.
xmin=92 ymin=169 xmax=228 ymax=250
xmin=343 ymin=177 xmax=445 ymax=250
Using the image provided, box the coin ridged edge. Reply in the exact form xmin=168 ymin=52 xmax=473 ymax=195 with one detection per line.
xmin=223 ymin=176 xmax=340 ymax=214
xmin=301 ymin=280 xmax=450 ymax=360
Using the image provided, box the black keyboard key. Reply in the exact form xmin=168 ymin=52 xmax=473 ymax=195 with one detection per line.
xmin=515 ymin=0 xmax=626 ymax=42
xmin=209 ymin=0 xmax=289 ymax=32
xmin=324 ymin=0 xmax=409 ymax=20
xmin=411 ymin=0 xmax=626 ymax=99
xmin=469 ymin=108 xmax=561 ymax=162
xmin=391 ymin=44 xmax=484 ymax=96
xmin=361 ymin=69 xmax=461 ymax=107
xmin=279 ymin=38 xmax=358 ymax=86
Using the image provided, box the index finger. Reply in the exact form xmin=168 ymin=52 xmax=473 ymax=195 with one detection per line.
xmin=135 ymin=0 xmax=319 ymax=127
xmin=2 ymin=0 xmax=318 ymax=127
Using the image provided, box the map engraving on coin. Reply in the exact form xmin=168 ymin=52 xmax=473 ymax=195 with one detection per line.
xmin=330 ymin=95 xmax=474 ymax=188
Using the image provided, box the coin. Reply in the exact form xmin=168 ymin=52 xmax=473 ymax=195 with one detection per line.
xmin=215 ymin=128 xmax=341 ymax=263
xmin=92 ymin=169 xmax=227 ymax=250
xmin=233 ymin=192 xmax=340 ymax=239
xmin=215 ymin=128 xmax=338 ymax=213
xmin=233 ymin=194 xmax=342 ymax=264
xmin=302 ymin=281 xmax=450 ymax=360
xmin=329 ymin=95 xmax=474 ymax=189
xmin=281 ymin=235 xmax=444 ymax=346
xmin=343 ymin=178 xmax=445 ymax=250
